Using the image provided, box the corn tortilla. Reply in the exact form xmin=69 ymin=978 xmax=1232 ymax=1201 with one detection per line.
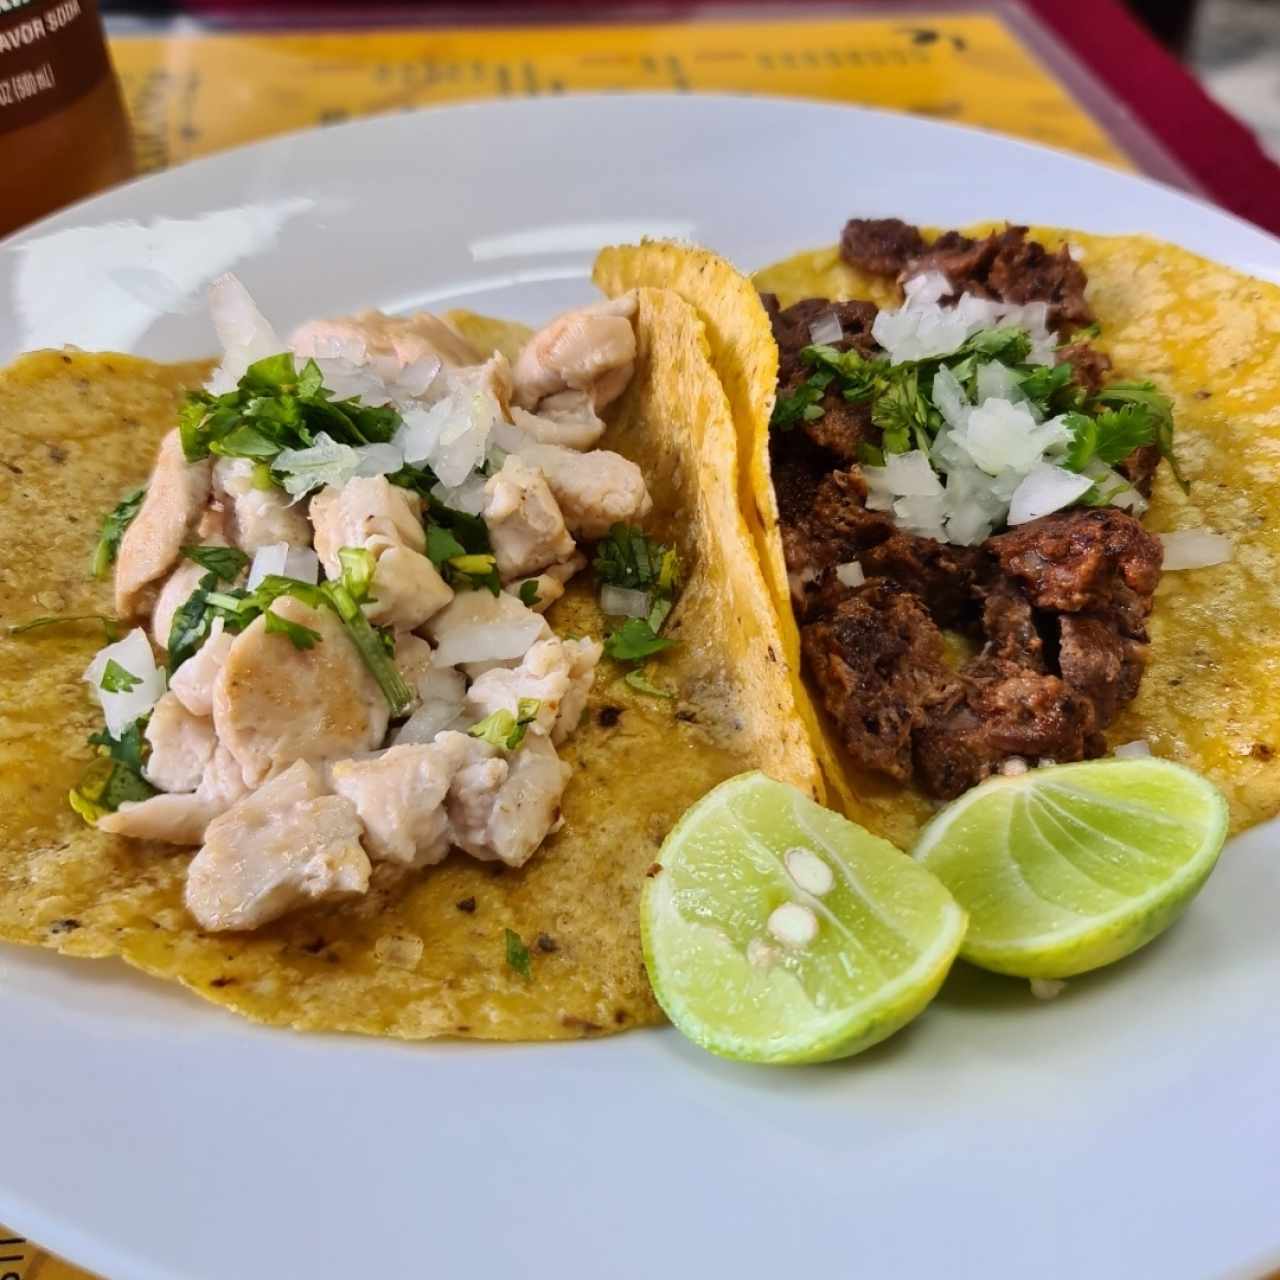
xmin=0 ymin=288 xmax=820 ymax=1040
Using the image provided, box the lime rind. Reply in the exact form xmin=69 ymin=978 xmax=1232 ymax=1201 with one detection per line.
xmin=913 ymin=758 xmax=1229 ymax=979
xmin=641 ymin=772 xmax=967 ymax=1065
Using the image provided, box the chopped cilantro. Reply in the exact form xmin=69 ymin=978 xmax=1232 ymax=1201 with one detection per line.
xmin=71 ymin=717 xmax=156 ymax=824
xmin=182 ymin=544 xmax=250 ymax=581
xmin=517 ymin=579 xmax=541 ymax=608
xmin=624 ymin=669 xmax=674 ymax=700
xmin=99 ymin=658 xmax=142 ymax=693
xmin=1016 ymin=361 xmax=1084 ymax=417
xmin=469 ymin=699 xmax=541 ymax=750
xmin=770 ymin=370 xmax=832 ymax=429
xmin=88 ymin=719 xmax=148 ymax=773
xmin=91 ymin=488 xmax=144 ymax=579
xmin=1092 ymin=380 xmax=1185 ymax=491
xmin=166 ymin=571 xmax=225 ymax=673
xmin=263 ymin=609 xmax=321 ymax=649
xmin=8 ymin=614 xmax=120 ymax=640
xmin=604 ymin=618 xmax=672 ymax=662
xmin=425 ymin=500 xmax=500 ymax=594
xmin=594 ymin=525 xmax=679 ymax=594
xmin=425 ymin=523 xmax=467 ymax=567
xmin=504 ymin=928 xmax=532 ymax=979
xmin=336 ymin=546 xmax=376 ymax=604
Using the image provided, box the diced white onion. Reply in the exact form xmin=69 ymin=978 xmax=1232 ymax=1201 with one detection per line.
xmin=835 ymin=560 xmax=865 ymax=588
xmin=205 ymin=274 xmax=284 ymax=395
xmin=247 ymin=542 xmax=288 ymax=588
xmin=352 ymin=442 xmax=406 ymax=478
xmin=83 ymin=627 xmax=166 ymax=737
xmin=430 ymin=473 xmax=490 ymax=517
xmin=807 ymin=310 xmax=844 ymax=346
xmin=600 ymin=585 xmax=650 ymax=618
xmin=1113 ymin=740 xmax=1152 ymax=759
xmin=1159 ymin=529 xmax=1233 ymax=571
xmin=1006 ymin=464 xmax=1094 ymax=526
xmin=393 ymin=374 xmax=499 ymax=488
xmin=392 ymin=664 xmax=469 ymax=746
xmin=284 ymin=545 xmax=321 ymax=584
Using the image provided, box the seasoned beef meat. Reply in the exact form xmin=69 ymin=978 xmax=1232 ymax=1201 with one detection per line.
xmin=762 ymin=294 xmax=879 ymax=379
xmin=801 ymin=581 xmax=960 ymax=783
xmin=838 ymin=219 xmax=1094 ymax=334
xmin=1117 ymin=444 xmax=1162 ymax=498
xmin=763 ymin=294 xmax=881 ymax=462
xmin=839 ymin=217 xmax=927 ymax=277
xmin=861 ymin=532 xmax=987 ymax=629
xmin=914 ymin=662 xmax=1097 ymax=799
xmin=989 ymin=508 xmax=1162 ymax=625
xmin=1058 ymin=341 xmax=1112 ymax=395
xmin=1057 ymin=615 xmax=1147 ymax=727
xmin=979 ymin=585 xmax=1044 ymax=670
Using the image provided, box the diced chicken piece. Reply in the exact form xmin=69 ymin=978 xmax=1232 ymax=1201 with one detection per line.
xmin=169 ymin=618 xmax=235 ymax=717
xmin=504 ymin=552 xmax=588 ymax=614
xmin=482 ymin=455 xmax=576 ymax=581
xmin=392 ymin=635 xmax=467 ymax=744
xmin=554 ymin=637 xmax=603 ymax=744
xmin=99 ymin=745 xmax=249 ymax=845
xmin=143 ymin=691 xmax=216 ymax=793
xmin=291 ymin=309 xmax=481 ymax=373
xmin=310 ymin=476 xmax=452 ymax=630
xmin=331 ymin=741 xmax=462 ymax=867
xmin=512 ymin=295 xmax=637 ymax=413
xmin=444 ymin=732 xmax=572 ymax=867
xmin=185 ymin=760 xmax=370 ymax=932
xmin=212 ymin=458 xmax=312 ymax=554
xmin=517 ymin=442 xmax=652 ymax=540
xmin=367 ymin=545 xmax=454 ymax=632
xmin=151 ymin=560 xmax=204 ymax=650
xmin=311 ymin=475 xmax=425 ymax=569
xmin=213 ymin=596 xmax=389 ymax=787
xmin=509 ymin=393 xmax=605 ymax=451
xmin=469 ymin=351 xmax=515 ymax=418
xmin=114 ymin=431 xmax=213 ymax=618
xmin=424 ymin=588 xmax=551 ymax=668
xmin=464 ymin=635 xmax=600 ymax=742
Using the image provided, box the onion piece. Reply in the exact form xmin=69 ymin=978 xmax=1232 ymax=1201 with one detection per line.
xmin=205 ymin=274 xmax=284 ymax=395
xmin=1113 ymin=740 xmax=1152 ymax=759
xmin=807 ymin=310 xmax=844 ymax=346
xmin=427 ymin=592 xmax=549 ymax=668
xmin=83 ymin=627 xmax=166 ymax=737
xmin=1159 ymin=529 xmax=1233 ymax=571
xmin=835 ymin=560 xmax=865 ymax=588
xmin=247 ymin=543 xmax=320 ymax=589
xmin=600 ymin=585 xmax=650 ymax=618
xmin=1006 ymin=464 xmax=1093 ymax=526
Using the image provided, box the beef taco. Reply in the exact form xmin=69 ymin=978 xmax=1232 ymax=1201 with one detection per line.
xmin=0 ymin=273 xmax=818 ymax=1040
xmin=595 ymin=222 xmax=1280 ymax=848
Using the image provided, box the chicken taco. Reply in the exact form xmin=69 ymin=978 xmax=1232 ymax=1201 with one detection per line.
xmin=0 ymin=271 xmax=818 ymax=1040
xmin=596 ymin=221 xmax=1280 ymax=848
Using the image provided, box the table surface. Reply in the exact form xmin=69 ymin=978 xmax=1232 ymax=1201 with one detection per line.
xmin=4 ymin=2 xmax=1279 ymax=1276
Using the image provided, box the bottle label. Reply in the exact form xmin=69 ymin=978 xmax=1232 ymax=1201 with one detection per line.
xmin=0 ymin=0 xmax=110 ymax=136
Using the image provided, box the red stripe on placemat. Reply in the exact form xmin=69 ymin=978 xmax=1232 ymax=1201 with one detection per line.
xmin=1026 ymin=0 xmax=1280 ymax=235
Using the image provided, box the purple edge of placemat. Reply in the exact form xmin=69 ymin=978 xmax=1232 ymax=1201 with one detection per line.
xmin=1027 ymin=0 xmax=1280 ymax=236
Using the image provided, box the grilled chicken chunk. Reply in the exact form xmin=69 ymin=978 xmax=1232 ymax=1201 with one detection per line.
xmin=213 ymin=596 xmax=389 ymax=787
xmin=169 ymin=618 xmax=235 ymax=718
xmin=291 ymin=309 xmax=481 ymax=373
xmin=465 ymin=636 xmax=602 ymax=741
xmin=482 ymin=455 xmax=577 ymax=580
xmin=143 ymin=691 xmax=216 ymax=794
xmin=512 ymin=295 xmax=637 ymax=412
xmin=185 ymin=760 xmax=371 ymax=932
xmin=213 ymin=457 xmax=312 ymax=553
xmin=114 ymin=430 xmax=212 ymax=618
xmin=516 ymin=442 xmax=652 ymax=540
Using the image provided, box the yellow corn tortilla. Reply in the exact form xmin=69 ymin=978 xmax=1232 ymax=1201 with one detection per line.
xmin=0 ymin=289 xmax=820 ymax=1041
xmin=600 ymin=232 xmax=1280 ymax=844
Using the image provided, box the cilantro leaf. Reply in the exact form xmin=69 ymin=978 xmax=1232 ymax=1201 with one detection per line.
xmin=99 ymin=658 xmax=142 ymax=693
xmin=425 ymin=524 xmax=467 ymax=567
xmin=8 ymin=614 xmax=120 ymax=640
xmin=517 ymin=579 xmax=540 ymax=608
xmin=88 ymin=719 xmax=148 ymax=773
xmin=770 ymin=371 xmax=832 ymax=429
xmin=1093 ymin=405 xmax=1157 ymax=465
xmin=1092 ymin=381 xmax=1184 ymax=489
xmin=604 ymin=618 xmax=673 ymax=662
xmin=624 ymin=669 xmax=674 ymax=700
xmin=182 ymin=544 xmax=250 ymax=581
xmin=166 ymin=571 xmax=222 ymax=673
xmin=320 ymin=578 xmax=413 ymax=716
xmin=263 ymin=609 xmax=321 ymax=649
xmin=594 ymin=525 xmax=679 ymax=593
xmin=1016 ymin=361 xmax=1083 ymax=417
xmin=71 ymin=718 xmax=156 ymax=824
xmin=91 ymin=488 xmax=145 ymax=579
xmin=504 ymin=928 xmax=532 ymax=979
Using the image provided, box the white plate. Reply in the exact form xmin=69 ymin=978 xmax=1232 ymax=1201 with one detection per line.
xmin=2 ymin=96 xmax=1279 ymax=1280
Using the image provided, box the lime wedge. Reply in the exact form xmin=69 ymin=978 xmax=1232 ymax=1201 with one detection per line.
xmin=913 ymin=758 xmax=1229 ymax=980
xmin=641 ymin=772 xmax=967 ymax=1064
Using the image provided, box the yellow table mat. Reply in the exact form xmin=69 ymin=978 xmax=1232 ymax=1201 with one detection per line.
xmin=108 ymin=12 xmax=1133 ymax=173
xmin=12 ymin=8 xmax=1132 ymax=1278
